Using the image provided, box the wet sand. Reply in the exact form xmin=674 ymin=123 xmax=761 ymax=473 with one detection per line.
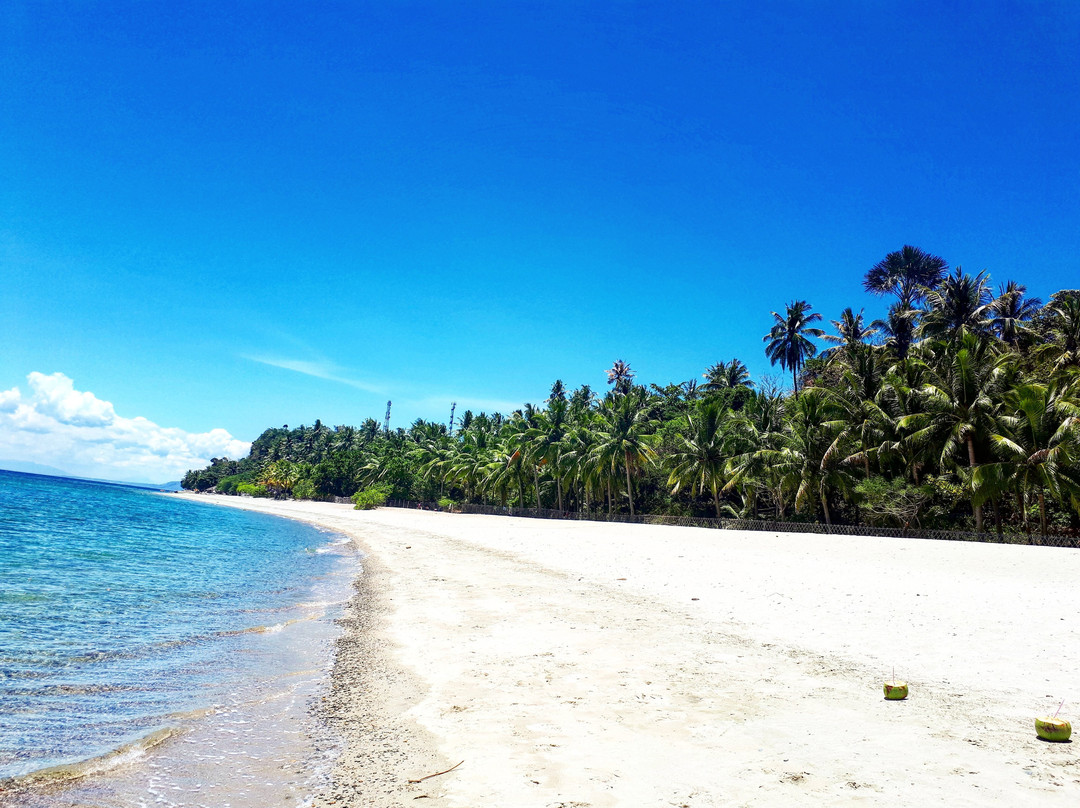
xmin=176 ymin=494 xmax=1080 ymax=807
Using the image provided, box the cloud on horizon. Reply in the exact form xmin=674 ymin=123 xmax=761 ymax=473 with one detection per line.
xmin=0 ymin=372 xmax=250 ymax=482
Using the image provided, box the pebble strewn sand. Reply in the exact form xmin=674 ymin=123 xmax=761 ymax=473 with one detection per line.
xmin=176 ymin=495 xmax=1080 ymax=807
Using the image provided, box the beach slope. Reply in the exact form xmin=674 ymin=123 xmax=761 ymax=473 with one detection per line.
xmin=176 ymin=495 xmax=1080 ymax=806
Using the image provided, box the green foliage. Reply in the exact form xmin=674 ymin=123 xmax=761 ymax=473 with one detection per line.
xmin=437 ymin=497 xmax=458 ymax=511
xmin=216 ymin=475 xmax=242 ymax=494
xmin=292 ymin=479 xmax=321 ymax=501
xmin=352 ymin=483 xmax=392 ymax=510
xmin=236 ymin=482 xmax=270 ymax=497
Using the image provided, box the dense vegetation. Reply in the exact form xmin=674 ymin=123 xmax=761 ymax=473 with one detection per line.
xmin=183 ymin=247 xmax=1080 ymax=538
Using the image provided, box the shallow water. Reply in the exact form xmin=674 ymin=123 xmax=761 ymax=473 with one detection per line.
xmin=0 ymin=471 xmax=359 ymax=806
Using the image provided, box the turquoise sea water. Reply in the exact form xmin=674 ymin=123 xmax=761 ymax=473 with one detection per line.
xmin=0 ymin=471 xmax=359 ymax=805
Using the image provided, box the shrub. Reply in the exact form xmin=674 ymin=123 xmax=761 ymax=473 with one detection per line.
xmin=437 ymin=497 xmax=458 ymax=512
xmin=352 ymin=483 xmax=392 ymax=510
xmin=217 ymin=475 xmax=241 ymax=494
xmin=292 ymin=479 xmax=322 ymax=501
xmin=237 ymin=483 xmax=270 ymax=498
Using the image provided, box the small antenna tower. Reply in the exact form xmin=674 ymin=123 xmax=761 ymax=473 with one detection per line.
xmin=383 ymin=400 xmax=392 ymax=434
xmin=449 ymin=401 xmax=457 ymax=436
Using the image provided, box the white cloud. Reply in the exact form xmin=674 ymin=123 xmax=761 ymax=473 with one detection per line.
xmin=27 ymin=371 xmax=116 ymax=426
xmin=0 ymin=386 xmax=20 ymax=412
xmin=0 ymin=373 xmax=250 ymax=483
xmin=244 ymin=355 xmax=385 ymax=394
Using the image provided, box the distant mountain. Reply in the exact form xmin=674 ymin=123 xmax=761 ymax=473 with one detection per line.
xmin=0 ymin=461 xmax=185 ymax=491
xmin=0 ymin=459 xmax=71 ymax=477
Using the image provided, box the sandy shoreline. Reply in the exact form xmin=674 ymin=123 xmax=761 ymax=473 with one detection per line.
xmin=175 ymin=493 xmax=1080 ymax=806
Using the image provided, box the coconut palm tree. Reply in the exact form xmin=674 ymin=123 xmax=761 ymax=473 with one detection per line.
xmin=763 ymin=300 xmax=825 ymax=396
xmin=606 ymin=360 xmax=635 ymax=395
xmin=562 ymin=421 xmax=600 ymax=511
xmin=822 ymin=307 xmax=877 ymax=361
xmin=667 ymin=399 xmax=731 ymax=517
xmin=591 ymin=388 xmax=657 ymax=516
xmin=976 ymin=380 xmax=1080 ymax=539
xmin=876 ymin=355 xmax=934 ymax=485
xmin=723 ymin=391 xmax=789 ymax=519
xmin=834 ymin=346 xmax=890 ymax=478
xmin=501 ymin=414 xmax=534 ymax=507
xmin=872 ymin=303 xmax=920 ymax=361
xmin=547 ymin=379 xmax=567 ymax=405
xmin=901 ymin=334 xmax=1008 ymax=532
xmin=864 ymin=245 xmax=949 ymax=307
xmin=751 ymin=388 xmax=850 ymax=524
xmin=535 ymin=399 xmax=569 ymax=510
xmin=990 ymin=281 xmax=1042 ymax=349
xmin=702 ymin=359 xmax=755 ymax=391
xmin=919 ymin=267 xmax=995 ymax=342
xmin=1041 ymin=294 xmax=1080 ymax=371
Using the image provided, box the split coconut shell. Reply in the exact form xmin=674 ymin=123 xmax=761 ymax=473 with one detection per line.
xmin=1035 ymin=716 xmax=1072 ymax=742
xmin=883 ymin=681 xmax=908 ymax=700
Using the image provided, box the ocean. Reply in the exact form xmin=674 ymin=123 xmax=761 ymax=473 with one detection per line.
xmin=0 ymin=470 xmax=359 ymax=806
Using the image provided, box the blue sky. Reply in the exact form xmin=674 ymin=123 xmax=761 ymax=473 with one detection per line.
xmin=2 ymin=1 xmax=1078 ymax=481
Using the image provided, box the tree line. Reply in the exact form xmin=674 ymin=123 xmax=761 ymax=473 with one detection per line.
xmin=183 ymin=246 xmax=1080 ymax=538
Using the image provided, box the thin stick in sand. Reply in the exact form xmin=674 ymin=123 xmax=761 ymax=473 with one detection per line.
xmin=408 ymin=760 xmax=464 ymax=784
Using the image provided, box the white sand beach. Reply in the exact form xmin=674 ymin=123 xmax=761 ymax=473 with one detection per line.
xmin=176 ymin=494 xmax=1080 ymax=806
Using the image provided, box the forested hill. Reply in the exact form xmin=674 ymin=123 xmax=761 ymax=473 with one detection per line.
xmin=184 ymin=249 xmax=1080 ymax=538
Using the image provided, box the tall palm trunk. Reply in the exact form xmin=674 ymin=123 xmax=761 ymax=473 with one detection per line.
xmin=624 ymin=451 xmax=635 ymax=516
xmin=1038 ymin=491 xmax=1048 ymax=541
xmin=966 ymin=435 xmax=983 ymax=532
xmin=820 ymin=485 xmax=832 ymax=525
xmin=557 ymin=478 xmax=563 ymax=511
xmin=713 ymin=486 xmax=721 ymax=518
xmin=533 ymin=469 xmax=540 ymax=509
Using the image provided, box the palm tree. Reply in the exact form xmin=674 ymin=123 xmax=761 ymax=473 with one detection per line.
xmin=592 ymin=388 xmax=657 ymax=515
xmin=536 ymin=399 xmax=569 ymax=510
xmin=876 ymin=355 xmax=934 ymax=485
xmin=332 ymin=425 xmax=360 ymax=453
xmin=990 ymin=281 xmax=1042 ymax=349
xmin=864 ymin=245 xmax=949 ymax=307
xmin=667 ymin=399 xmax=731 ymax=517
xmin=547 ymin=379 xmax=567 ymax=404
xmin=751 ymin=388 xmax=850 ymax=524
xmin=976 ymin=380 xmax=1080 ymax=539
xmin=359 ymin=418 xmax=381 ymax=444
xmin=822 ymin=308 xmax=877 ymax=360
xmin=519 ymin=403 xmax=547 ymax=507
xmin=606 ymin=360 xmax=635 ymax=395
xmin=502 ymin=414 xmax=533 ymax=507
xmin=763 ymin=300 xmax=824 ymax=396
xmin=1041 ymin=294 xmax=1080 ymax=371
xmin=901 ymin=334 xmax=1007 ymax=532
xmin=702 ymin=359 xmax=755 ymax=391
xmin=562 ymin=420 xmax=601 ymax=512
xmin=834 ymin=346 xmax=889 ymax=478
xmin=920 ymin=267 xmax=994 ymax=342
xmin=872 ymin=303 xmax=919 ymax=360
xmin=723 ymin=391 xmax=788 ymax=519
